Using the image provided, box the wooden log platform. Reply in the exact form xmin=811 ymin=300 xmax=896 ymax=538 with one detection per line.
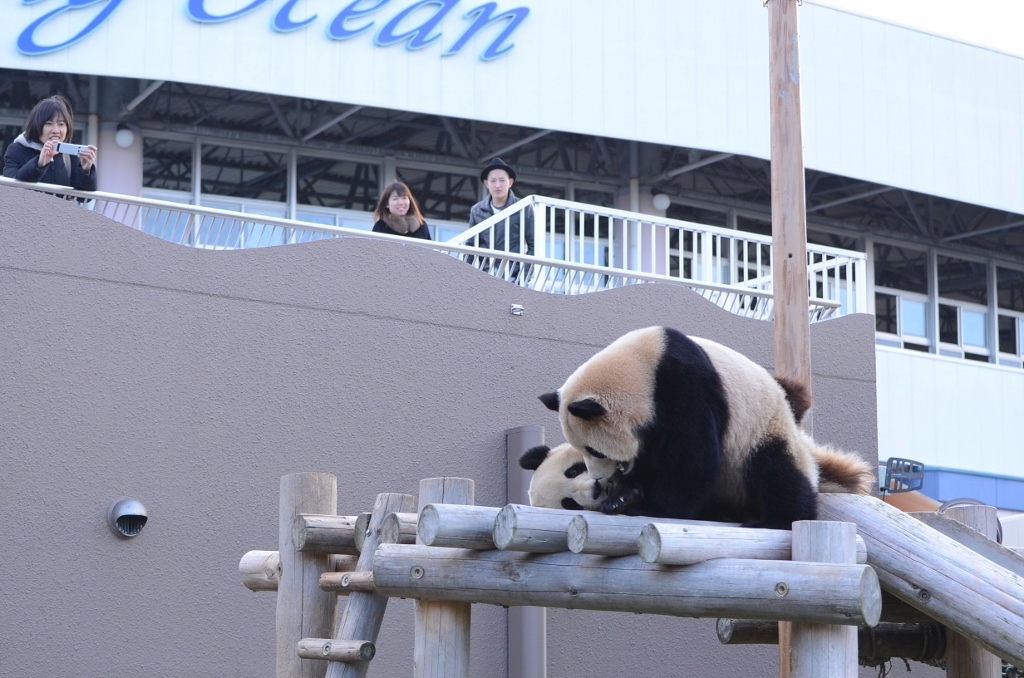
xmin=418 ymin=504 xmax=500 ymax=549
xmin=371 ymin=544 xmax=881 ymax=626
xmin=637 ymin=523 xmax=867 ymax=566
xmin=492 ymin=504 xmax=579 ymax=552
xmin=818 ymin=493 xmax=1024 ymax=667
xmin=567 ymin=513 xmax=738 ymax=557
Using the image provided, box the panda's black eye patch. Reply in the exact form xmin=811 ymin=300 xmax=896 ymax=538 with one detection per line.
xmin=564 ymin=462 xmax=586 ymax=479
xmin=561 ymin=497 xmax=584 ymax=510
xmin=585 ymin=446 xmax=607 ymax=459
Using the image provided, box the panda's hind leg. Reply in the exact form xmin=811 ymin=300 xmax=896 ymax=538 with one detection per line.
xmin=742 ymin=437 xmax=817 ymax=529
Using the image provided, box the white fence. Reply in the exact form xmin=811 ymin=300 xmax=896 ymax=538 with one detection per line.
xmin=0 ymin=178 xmax=866 ymax=321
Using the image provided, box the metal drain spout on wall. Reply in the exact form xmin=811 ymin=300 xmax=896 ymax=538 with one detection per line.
xmin=107 ymin=497 xmax=148 ymax=538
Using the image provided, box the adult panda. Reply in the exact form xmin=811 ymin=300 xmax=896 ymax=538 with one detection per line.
xmin=539 ymin=326 xmax=873 ymax=528
xmin=517 ymin=443 xmax=602 ymax=511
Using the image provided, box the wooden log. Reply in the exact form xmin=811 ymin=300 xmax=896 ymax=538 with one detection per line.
xmin=415 ymin=478 xmax=474 ymax=678
xmin=790 ymin=521 xmax=858 ymax=678
xmin=241 ymin=551 xmax=357 ymax=592
xmin=296 ymin=639 xmax=375 ymax=662
xmin=717 ymin=620 xmax=947 ymax=662
xmin=418 ymin=504 xmax=500 ymax=550
xmin=818 ymin=493 xmax=1024 ymax=667
xmin=241 ymin=550 xmax=282 ymax=591
xmin=321 ymin=571 xmax=375 ymax=593
xmin=352 ymin=513 xmax=371 ymax=553
xmin=493 ymin=504 xmax=578 ymax=552
xmin=372 ymin=544 xmax=881 ymax=626
xmin=880 ymin=591 xmax=936 ymax=623
xmin=326 ymin=493 xmax=416 ymax=678
xmin=942 ymin=505 xmax=1002 ymax=678
xmin=910 ymin=511 xmax=1024 ymax=579
xmin=277 ymin=473 xmax=338 ymax=678
xmin=293 ymin=515 xmax=360 ymax=555
xmin=567 ymin=513 xmax=738 ymax=557
xmin=637 ymin=523 xmax=868 ymax=565
xmin=379 ymin=512 xmax=418 ymax=546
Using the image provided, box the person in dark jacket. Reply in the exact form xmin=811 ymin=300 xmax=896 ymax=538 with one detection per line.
xmin=371 ymin=181 xmax=431 ymax=240
xmin=3 ymin=95 xmax=97 ymax=191
xmin=467 ymin=157 xmax=533 ymax=255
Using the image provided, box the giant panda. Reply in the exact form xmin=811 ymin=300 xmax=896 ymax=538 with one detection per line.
xmin=517 ymin=443 xmax=601 ymax=511
xmin=538 ymin=326 xmax=873 ymax=528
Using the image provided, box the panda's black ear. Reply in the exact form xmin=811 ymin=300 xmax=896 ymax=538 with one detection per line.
xmin=567 ymin=398 xmax=607 ymax=421
xmin=539 ymin=392 xmax=560 ymax=411
xmin=518 ymin=445 xmax=551 ymax=470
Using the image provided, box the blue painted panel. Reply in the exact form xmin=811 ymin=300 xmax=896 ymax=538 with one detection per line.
xmin=921 ymin=469 xmax=1024 ymax=511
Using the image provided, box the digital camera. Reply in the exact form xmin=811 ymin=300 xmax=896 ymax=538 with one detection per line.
xmin=54 ymin=142 xmax=89 ymax=156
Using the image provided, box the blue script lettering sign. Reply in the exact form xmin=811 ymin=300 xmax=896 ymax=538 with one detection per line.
xmin=16 ymin=0 xmax=529 ymax=61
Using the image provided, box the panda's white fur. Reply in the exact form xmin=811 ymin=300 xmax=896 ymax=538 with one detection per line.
xmin=540 ymin=326 xmax=872 ymax=527
xmin=518 ymin=443 xmax=601 ymax=511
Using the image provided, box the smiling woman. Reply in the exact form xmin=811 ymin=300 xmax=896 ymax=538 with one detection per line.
xmin=2 ymin=95 xmax=98 ymax=191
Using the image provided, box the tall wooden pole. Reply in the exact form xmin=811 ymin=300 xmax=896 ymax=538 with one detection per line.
xmin=768 ymin=2 xmax=810 ymax=677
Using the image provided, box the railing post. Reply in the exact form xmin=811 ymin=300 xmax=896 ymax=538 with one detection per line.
xmin=854 ymin=257 xmax=868 ymax=315
xmin=790 ymin=520 xmax=859 ymax=678
xmin=414 ymin=479 xmax=474 ymax=678
xmin=533 ymin=198 xmax=546 ymax=259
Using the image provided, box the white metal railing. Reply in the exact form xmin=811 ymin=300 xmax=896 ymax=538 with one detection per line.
xmin=452 ymin=195 xmax=866 ymax=320
xmin=1 ymin=178 xmax=866 ymax=321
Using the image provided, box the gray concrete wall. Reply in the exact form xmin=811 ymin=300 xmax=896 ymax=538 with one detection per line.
xmin=0 ymin=187 xmax=933 ymax=677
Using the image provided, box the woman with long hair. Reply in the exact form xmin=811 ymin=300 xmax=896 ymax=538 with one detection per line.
xmin=3 ymin=95 xmax=97 ymax=190
xmin=372 ymin=181 xmax=430 ymax=240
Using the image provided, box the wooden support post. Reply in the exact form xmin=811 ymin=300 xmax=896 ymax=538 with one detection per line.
xmin=818 ymin=494 xmax=1024 ymax=667
xmin=418 ymin=504 xmax=501 ymax=549
xmin=326 ymin=492 xmax=417 ymax=678
xmin=506 ymin=426 xmax=547 ymax=678
xmin=768 ymin=0 xmax=810 ymax=673
xmin=493 ymin=504 xmax=578 ymax=552
xmin=277 ymin=473 xmax=339 ymax=678
xmin=373 ymin=545 xmax=882 ymax=625
xmin=637 ymin=522 xmax=866 ymax=566
xmin=568 ymin=513 xmax=738 ymax=557
xmin=414 ymin=478 xmax=474 ymax=678
xmin=790 ymin=521 xmax=859 ymax=678
xmin=943 ymin=505 xmax=1001 ymax=678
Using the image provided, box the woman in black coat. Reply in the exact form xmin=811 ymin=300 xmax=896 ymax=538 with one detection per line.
xmin=372 ymin=181 xmax=431 ymax=240
xmin=3 ymin=95 xmax=97 ymax=191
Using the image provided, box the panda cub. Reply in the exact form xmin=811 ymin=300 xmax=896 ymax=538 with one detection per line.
xmin=539 ymin=326 xmax=873 ymax=528
xmin=518 ymin=443 xmax=601 ymax=511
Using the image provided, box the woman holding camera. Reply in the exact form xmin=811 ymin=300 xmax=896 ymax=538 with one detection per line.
xmin=3 ymin=95 xmax=97 ymax=190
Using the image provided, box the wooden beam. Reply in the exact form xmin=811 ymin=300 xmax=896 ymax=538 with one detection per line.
xmin=293 ymin=514 xmax=361 ymax=555
xmin=569 ymin=513 xmax=739 ymax=557
xmin=418 ymin=504 xmax=501 ymax=550
xmin=240 ymin=551 xmax=357 ymax=592
xmin=372 ymin=545 xmax=882 ymax=626
xmin=818 ymin=494 xmax=1024 ymax=667
xmin=492 ymin=504 xmax=578 ymax=552
xmin=296 ymin=640 xmax=375 ymax=663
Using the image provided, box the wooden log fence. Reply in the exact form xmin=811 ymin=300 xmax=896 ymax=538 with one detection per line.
xmin=240 ymin=475 xmax=1023 ymax=678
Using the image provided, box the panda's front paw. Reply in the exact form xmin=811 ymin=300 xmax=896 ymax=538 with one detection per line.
xmin=600 ymin=485 xmax=643 ymax=514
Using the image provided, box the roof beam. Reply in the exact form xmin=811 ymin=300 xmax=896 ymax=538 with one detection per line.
xmin=654 ymin=152 xmax=733 ymax=182
xmin=806 ymin=185 xmax=894 ymax=212
xmin=439 ymin=117 xmax=471 ymax=158
xmin=479 ymin=129 xmax=551 ymax=163
xmin=124 ymin=80 xmax=166 ymax=114
xmin=942 ymin=217 xmax=1024 ymax=243
xmin=302 ymin=105 xmax=363 ymax=142
xmin=264 ymin=94 xmax=294 ymax=137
